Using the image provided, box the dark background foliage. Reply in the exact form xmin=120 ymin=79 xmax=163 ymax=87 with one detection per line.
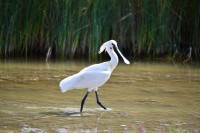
xmin=0 ymin=0 xmax=199 ymax=61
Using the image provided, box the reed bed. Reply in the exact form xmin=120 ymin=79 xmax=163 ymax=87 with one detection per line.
xmin=0 ymin=0 xmax=199 ymax=61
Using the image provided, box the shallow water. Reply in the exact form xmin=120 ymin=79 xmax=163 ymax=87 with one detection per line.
xmin=0 ymin=60 xmax=200 ymax=133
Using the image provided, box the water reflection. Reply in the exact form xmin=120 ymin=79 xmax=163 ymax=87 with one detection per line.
xmin=0 ymin=61 xmax=200 ymax=132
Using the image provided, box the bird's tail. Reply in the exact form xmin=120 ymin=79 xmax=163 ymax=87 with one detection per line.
xmin=59 ymin=78 xmax=73 ymax=93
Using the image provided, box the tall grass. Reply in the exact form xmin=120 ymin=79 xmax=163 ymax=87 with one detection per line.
xmin=0 ymin=0 xmax=199 ymax=61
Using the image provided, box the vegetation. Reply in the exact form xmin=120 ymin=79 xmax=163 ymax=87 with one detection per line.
xmin=0 ymin=0 xmax=199 ymax=61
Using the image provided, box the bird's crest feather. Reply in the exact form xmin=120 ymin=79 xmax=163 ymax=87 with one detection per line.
xmin=98 ymin=43 xmax=106 ymax=54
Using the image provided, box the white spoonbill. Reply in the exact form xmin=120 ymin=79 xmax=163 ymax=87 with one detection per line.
xmin=59 ymin=40 xmax=130 ymax=112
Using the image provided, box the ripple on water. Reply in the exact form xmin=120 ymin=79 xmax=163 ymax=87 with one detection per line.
xmin=21 ymin=127 xmax=46 ymax=133
xmin=25 ymin=106 xmax=112 ymax=117
xmin=56 ymin=128 xmax=68 ymax=133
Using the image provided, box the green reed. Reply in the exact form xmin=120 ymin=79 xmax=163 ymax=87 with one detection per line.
xmin=0 ymin=0 xmax=199 ymax=60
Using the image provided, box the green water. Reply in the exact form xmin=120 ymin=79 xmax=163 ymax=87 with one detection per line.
xmin=0 ymin=60 xmax=200 ymax=133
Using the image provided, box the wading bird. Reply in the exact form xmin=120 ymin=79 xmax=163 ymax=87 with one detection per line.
xmin=59 ymin=40 xmax=130 ymax=112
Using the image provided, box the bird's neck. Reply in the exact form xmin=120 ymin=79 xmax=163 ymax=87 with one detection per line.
xmin=108 ymin=49 xmax=119 ymax=71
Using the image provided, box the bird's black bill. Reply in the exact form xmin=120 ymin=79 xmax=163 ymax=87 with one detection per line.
xmin=95 ymin=91 xmax=107 ymax=110
xmin=80 ymin=92 xmax=89 ymax=112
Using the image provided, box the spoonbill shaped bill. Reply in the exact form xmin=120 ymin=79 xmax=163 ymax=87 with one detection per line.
xmin=59 ymin=40 xmax=130 ymax=112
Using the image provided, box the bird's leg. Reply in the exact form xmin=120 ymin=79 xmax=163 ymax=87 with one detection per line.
xmin=95 ymin=91 xmax=107 ymax=110
xmin=80 ymin=91 xmax=89 ymax=112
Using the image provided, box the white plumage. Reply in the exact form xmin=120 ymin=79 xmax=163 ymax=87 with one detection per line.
xmin=59 ymin=40 xmax=130 ymax=112
xmin=60 ymin=70 xmax=110 ymax=92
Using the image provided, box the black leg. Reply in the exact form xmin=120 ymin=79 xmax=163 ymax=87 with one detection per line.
xmin=80 ymin=92 xmax=89 ymax=112
xmin=95 ymin=91 xmax=107 ymax=110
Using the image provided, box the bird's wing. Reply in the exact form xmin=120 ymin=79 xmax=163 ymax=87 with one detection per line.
xmin=75 ymin=70 xmax=111 ymax=89
xmin=59 ymin=70 xmax=111 ymax=92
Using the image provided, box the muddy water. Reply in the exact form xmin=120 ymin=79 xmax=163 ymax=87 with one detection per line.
xmin=0 ymin=60 xmax=200 ymax=133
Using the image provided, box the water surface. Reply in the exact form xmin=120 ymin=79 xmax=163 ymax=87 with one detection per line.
xmin=0 ymin=60 xmax=200 ymax=132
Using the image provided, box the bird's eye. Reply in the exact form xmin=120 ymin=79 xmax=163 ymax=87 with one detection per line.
xmin=111 ymin=43 xmax=116 ymax=50
xmin=110 ymin=47 xmax=112 ymax=49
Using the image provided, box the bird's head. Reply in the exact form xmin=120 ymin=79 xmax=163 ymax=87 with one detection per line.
xmin=98 ymin=40 xmax=116 ymax=53
xmin=98 ymin=40 xmax=130 ymax=64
